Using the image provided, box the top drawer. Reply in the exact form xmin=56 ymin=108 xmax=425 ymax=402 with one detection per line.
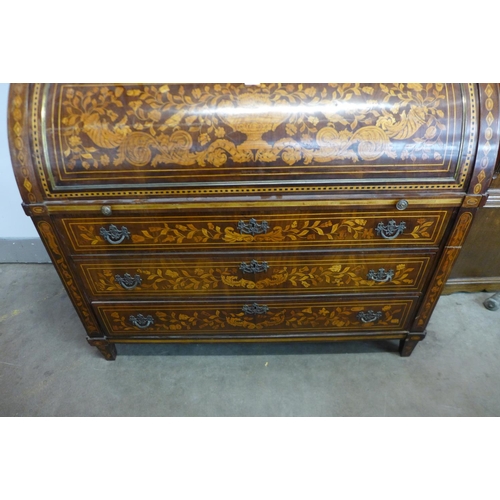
xmin=54 ymin=207 xmax=453 ymax=254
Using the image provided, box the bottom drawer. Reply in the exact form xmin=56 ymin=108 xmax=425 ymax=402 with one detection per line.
xmin=93 ymin=297 xmax=418 ymax=338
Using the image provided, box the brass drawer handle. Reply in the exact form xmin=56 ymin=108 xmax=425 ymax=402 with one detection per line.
xmin=100 ymin=224 xmax=130 ymax=245
xmin=242 ymin=303 xmax=269 ymax=315
xmin=237 ymin=218 xmax=269 ymax=235
xmin=129 ymin=314 xmax=155 ymax=329
xmin=366 ymin=268 xmax=395 ymax=283
xmin=356 ymin=310 xmax=383 ymax=323
xmin=115 ymin=273 xmax=142 ymax=290
xmin=375 ymin=220 xmax=406 ymax=240
xmin=239 ymin=260 xmax=269 ymax=274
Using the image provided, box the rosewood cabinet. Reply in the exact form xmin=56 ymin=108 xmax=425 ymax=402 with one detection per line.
xmin=8 ymin=83 xmax=500 ymax=359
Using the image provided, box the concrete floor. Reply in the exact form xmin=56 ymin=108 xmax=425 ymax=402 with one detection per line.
xmin=0 ymin=263 xmax=499 ymax=417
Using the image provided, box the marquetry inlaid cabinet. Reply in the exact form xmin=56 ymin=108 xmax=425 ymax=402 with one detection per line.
xmin=8 ymin=83 xmax=500 ymax=359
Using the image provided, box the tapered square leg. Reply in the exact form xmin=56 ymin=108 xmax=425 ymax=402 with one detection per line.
xmin=399 ymin=332 xmax=426 ymax=357
xmin=87 ymin=338 xmax=117 ymax=360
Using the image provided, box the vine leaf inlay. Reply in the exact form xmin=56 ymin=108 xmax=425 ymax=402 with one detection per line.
xmin=93 ymin=263 xmax=416 ymax=293
xmin=109 ymin=304 xmax=405 ymax=332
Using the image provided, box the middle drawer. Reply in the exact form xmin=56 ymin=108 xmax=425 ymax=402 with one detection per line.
xmin=76 ymin=251 xmax=436 ymax=299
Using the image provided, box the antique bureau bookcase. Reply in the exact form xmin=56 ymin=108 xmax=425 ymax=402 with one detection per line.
xmin=8 ymin=83 xmax=500 ymax=360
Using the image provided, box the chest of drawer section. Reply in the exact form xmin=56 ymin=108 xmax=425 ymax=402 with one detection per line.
xmin=55 ymin=203 xmax=455 ymax=341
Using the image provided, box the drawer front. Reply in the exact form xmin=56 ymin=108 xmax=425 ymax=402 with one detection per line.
xmin=57 ymin=208 xmax=452 ymax=254
xmin=79 ymin=252 xmax=435 ymax=298
xmin=93 ymin=297 xmax=418 ymax=337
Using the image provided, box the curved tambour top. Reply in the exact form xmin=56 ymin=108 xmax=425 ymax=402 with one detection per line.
xmin=8 ymin=83 xmax=500 ymax=201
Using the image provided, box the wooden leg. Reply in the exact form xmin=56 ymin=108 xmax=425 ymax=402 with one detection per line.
xmin=87 ymin=338 xmax=117 ymax=360
xmin=399 ymin=332 xmax=426 ymax=357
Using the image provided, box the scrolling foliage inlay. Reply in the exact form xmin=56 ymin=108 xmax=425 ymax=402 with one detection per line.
xmin=415 ymin=211 xmax=474 ymax=328
xmin=108 ymin=303 xmax=405 ymax=333
xmin=73 ymin=216 xmax=437 ymax=249
xmin=11 ymin=85 xmax=37 ymax=203
xmin=93 ymin=263 xmax=416 ymax=293
xmin=37 ymin=221 xmax=99 ymax=333
xmin=59 ymin=83 xmax=448 ymax=170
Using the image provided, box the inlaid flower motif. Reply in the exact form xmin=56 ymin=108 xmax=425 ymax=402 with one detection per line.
xmin=258 ymin=151 xmax=278 ymax=162
xmin=68 ymin=136 xmax=82 ymax=147
xmin=214 ymin=127 xmax=225 ymax=138
xmin=307 ymin=116 xmax=319 ymax=126
xmin=199 ymin=133 xmax=211 ymax=146
xmin=129 ymin=100 xmax=142 ymax=111
xmin=148 ymin=110 xmax=162 ymax=122
xmin=207 ymin=148 xmax=228 ymax=167
xmin=282 ymin=147 xmax=301 ymax=165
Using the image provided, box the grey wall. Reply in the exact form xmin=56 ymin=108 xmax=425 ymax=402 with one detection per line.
xmin=0 ymin=83 xmax=49 ymax=262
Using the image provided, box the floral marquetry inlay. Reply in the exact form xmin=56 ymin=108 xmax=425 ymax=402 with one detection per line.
xmin=11 ymin=83 xmax=495 ymax=360
xmin=69 ymin=215 xmax=440 ymax=252
xmin=103 ymin=302 xmax=411 ymax=334
xmin=129 ymin=219 xmax=371 ymax=244
xmin=90 ymin=262 xmax=418 ymax=295
xmin=37 ymin=221 xmax=99 ymax=333
xmin=55 ymin=83 xmax=450 ymax=171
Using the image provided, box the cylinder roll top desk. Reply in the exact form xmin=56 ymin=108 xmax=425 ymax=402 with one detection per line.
xmin=8 ymin=83 xmax=500 ymax=360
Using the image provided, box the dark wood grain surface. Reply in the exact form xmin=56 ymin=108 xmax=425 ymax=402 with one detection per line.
xmin=9 ymin=83 xmax=500 ymax=359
